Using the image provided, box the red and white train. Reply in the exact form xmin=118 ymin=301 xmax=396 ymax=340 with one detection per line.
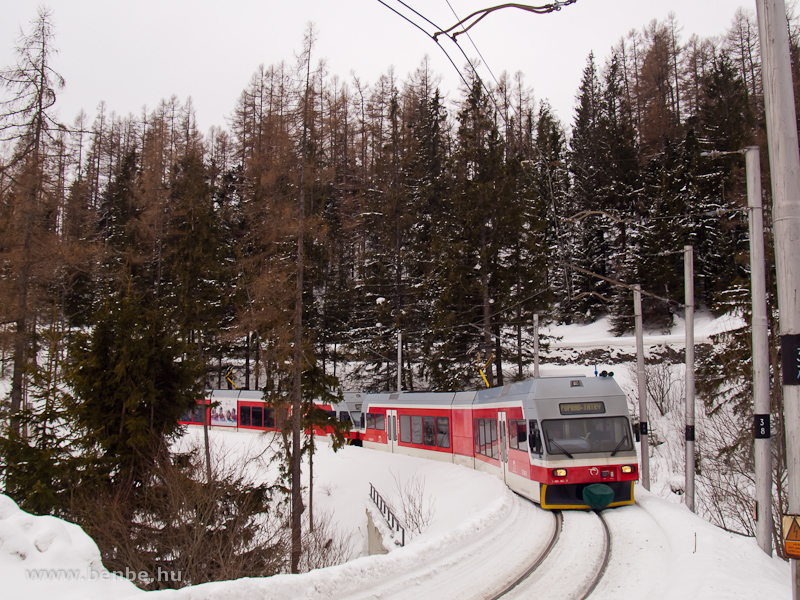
xmin=181 ymin=374 xmax=638 ymax=510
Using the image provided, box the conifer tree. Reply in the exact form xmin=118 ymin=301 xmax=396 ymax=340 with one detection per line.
xmin=531 ymin=103 xmax=571 ymax=317
xmin=569 ymin=53 xmax=611 ymax=320
xmin=66 ymin=289 xmax=203 ymax=489
xmin=0 ymin=7 xmax=64 ymax=434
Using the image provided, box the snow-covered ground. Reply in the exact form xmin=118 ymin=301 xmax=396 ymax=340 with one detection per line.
xmin=1 ymin=429 xmax=791 ymax=599
xmin=1 ymin=313 xmax=793 ymax=599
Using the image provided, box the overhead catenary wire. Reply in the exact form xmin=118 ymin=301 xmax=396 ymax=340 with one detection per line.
xmin=432 ymin=1 xmax=579 ymax=40
xmin=369 ymin=0 xmax=579 ymax=335
xmin=443 ymin=0 xmax=502 ymax=89
xmin=372 ymin=0 xmax=473 ymax=91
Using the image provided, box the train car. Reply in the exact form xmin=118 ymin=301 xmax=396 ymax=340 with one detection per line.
xmin=358 ymin=374 xmax=638 ymax=510
xmin=311 ymin=393 xmax=363 ymax=444
xmin=337 ymin=393 xmax=364 ymax=445
xmin=360 ymin=391 xmax=460 ymax=462
xmin=181 ymin=389 xmax=363 ymax=444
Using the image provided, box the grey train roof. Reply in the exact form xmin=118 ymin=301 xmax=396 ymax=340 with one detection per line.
xmin=355 ymin=376 xmax=628 ymax=410
xmin=474 ymin=376 xmax=626 ymax=404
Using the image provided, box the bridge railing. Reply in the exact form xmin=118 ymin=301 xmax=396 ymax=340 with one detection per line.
xmin=369 ymin=482 xmax=405 ymax=547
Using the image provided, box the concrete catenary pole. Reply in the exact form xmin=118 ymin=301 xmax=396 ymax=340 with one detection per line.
xmin=685 ymin=245 xmax=696 ymax=512
xmin=397 ymin=331 xmax=402 ymax=392
xmin=634 ymin=286 xmax=650 ymax=490
xmin=533 ymin=314 xmax=540 ymax=378
xmin=756 ymin=1 xmax=800 ymax=591
xmin=745 ymin=146 xmax=773 ymax=556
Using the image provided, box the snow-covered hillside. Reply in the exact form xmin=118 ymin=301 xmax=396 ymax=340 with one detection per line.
xmin=1 ymin=428 xmax=791 ymax=599
xmin=1 ymin=314 xmax=792 ymax=599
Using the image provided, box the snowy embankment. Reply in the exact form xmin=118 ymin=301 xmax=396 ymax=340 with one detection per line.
xmin=2 ymin=429 xmax=792 ymax=599
xmin=0 ymin=494 xmax=141 ymax=600
xmin=0 ymin=313 xmax=792 ymax=599
xmin=544 ymin=312 xmax=743 ymax=356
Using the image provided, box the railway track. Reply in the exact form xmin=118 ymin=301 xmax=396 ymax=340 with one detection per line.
xmin=497 ymin=505 xmax=612 ymax=600
xmin=488 ymin=507 xmax=562 ymax=600
xmin=337 ymin=490 xmax=557 ymax=600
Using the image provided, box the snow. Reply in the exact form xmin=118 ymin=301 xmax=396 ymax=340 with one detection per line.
xmin=1 ymin=313 xmax=792 ymax=599
xmin=3 ymin=431 xmax=791 ymax=599
xmin=545 ymin=312 xmax=745 ymax=352
xmin=0 ymin=495 xmax=141 ymax=599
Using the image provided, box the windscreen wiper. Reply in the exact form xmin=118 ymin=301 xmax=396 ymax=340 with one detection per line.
xmin=545 ymin=431 xmax=573 ymax=459
xmin=611 ymin=432 xmax=629 ymax=457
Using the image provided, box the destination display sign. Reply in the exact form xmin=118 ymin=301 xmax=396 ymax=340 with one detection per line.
xmin=559 ymin=401 xmax=606 ymax=415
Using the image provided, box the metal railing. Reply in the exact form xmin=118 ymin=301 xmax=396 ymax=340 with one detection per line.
xmin=369 ymin=482 xmax=405 ymax=546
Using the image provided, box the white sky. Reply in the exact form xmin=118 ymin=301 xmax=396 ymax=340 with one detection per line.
xmin=1 ymin=1 xmax=754 ymax=135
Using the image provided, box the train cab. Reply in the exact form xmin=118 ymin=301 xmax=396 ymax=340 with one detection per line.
xmin=519 ymin=376 xmax=638 ymax=509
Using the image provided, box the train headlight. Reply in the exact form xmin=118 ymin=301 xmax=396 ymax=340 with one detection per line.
xmin=621 ymin=465 xmax=636 ymax=474
xmin=552 ymin=468 xmax=568 ymax=477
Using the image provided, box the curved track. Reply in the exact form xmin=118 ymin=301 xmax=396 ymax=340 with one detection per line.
xmin=338 ymin=491 xmax=558 ymax=600
xmin=489 ymin=507 xmax=562 ymax=600
xmin=499 ymin=509 xmax=611 ymax=600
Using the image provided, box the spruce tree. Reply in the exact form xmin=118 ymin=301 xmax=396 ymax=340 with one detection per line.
xmin=66 ymin=290 xmax=203 ymax=488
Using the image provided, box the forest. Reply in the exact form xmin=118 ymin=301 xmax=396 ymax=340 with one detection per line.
xmin=0 ymin=5 xmax=794 ymax=588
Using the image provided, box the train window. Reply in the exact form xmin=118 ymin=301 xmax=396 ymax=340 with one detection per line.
xmin=339 ymin=411 xmax=351 ymax=423
xmin=366 ymin=413 xmax=375 ymax=430
xmin=490 ymin=419 xmax=498 ymax=459
xmin=400 ymin=415 xmax=411 ymax=443
xmin=240 ymin=406 xmax=251 ymax=427
xmin=516 ymin=420 xmax=529 ymax=452
xmin=477 ymin=419 xmax=486 ymax=454
xmin=252 ymin=406 xmax=263 ymax=428
xmin=541 ymin=417 xmax=633 ymax=455
xmin=423 ymin=416 xmax=436 ymax=446
xmin=411 ymin=416 xmax=423 ymax=444
xmin=192 ymin=404 xmax=206 ymax=424
xmin=264 ymin=408 xmax=275 ymax=429
xmin=436 ymin=417 xmax=450 ymax=448
xmin=508 ymin=419 xmax=519 ymax=450
xmin=529 ymin=421 xmax=542 ymax=454
xmin=360 ymin=413 xmax=365 ymax=429
xmin=375 ymin=414 xmax=385 ymax=431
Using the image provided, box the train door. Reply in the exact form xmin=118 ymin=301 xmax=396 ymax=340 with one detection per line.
xmin=386 ymin=409 xmax=398 ymax=452
xmin=498 ymin=412 xmax=509 ymax=483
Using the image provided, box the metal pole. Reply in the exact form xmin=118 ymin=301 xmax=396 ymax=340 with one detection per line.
xmin=533 ymin=314 xmax=540 ymax=378
xmin=397 ymin=331 xmax=402 ymax=392
xmin=746 ymin=146 xmax=773 ymax=555
xmin=756 ymin=3 xmax=800 ymax=590
xmin=685 ymin=245 xmax=696 ymax=512
xmin=634 ymin=286 xmax=650 ymax=490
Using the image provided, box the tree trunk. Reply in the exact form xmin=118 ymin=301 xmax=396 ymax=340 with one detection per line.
xmin=309 ymin=432 xmax=314 ymax=532
xmin=291 ymin=26 xmax=314 ymax=574
xmin=203 ymin=402 xmax=212 ymax=485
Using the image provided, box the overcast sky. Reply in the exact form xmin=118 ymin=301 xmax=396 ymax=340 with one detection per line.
xmin=1 ymin=1 xmax=754 ymax=134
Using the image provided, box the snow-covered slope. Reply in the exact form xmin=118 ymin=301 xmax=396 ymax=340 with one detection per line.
xmin=1 ymin=313 xmax=792 ymax=599
xmin=2 ymin=429 xmax=791 ymax=600
xmin=0 ymin=494 xmax=142 ymax=599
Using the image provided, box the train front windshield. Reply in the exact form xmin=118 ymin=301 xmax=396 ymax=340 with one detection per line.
xmin=541 ymin=417 xmax=633 ymax=455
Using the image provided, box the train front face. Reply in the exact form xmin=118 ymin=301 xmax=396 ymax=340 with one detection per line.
xmin=530 ymin=378 xmax=639 ymax=510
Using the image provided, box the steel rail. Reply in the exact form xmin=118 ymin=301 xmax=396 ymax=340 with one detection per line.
xmin=578 ymin=511 xmax=611 ymax=600
xmin=489 ymin=503 xmax=562 ymax=600
xmin=492 ymin=504 xmax=611 ymax=600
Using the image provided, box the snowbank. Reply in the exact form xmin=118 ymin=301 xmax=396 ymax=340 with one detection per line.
xmin=0 ymin=494 xmax=142 ymax=599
